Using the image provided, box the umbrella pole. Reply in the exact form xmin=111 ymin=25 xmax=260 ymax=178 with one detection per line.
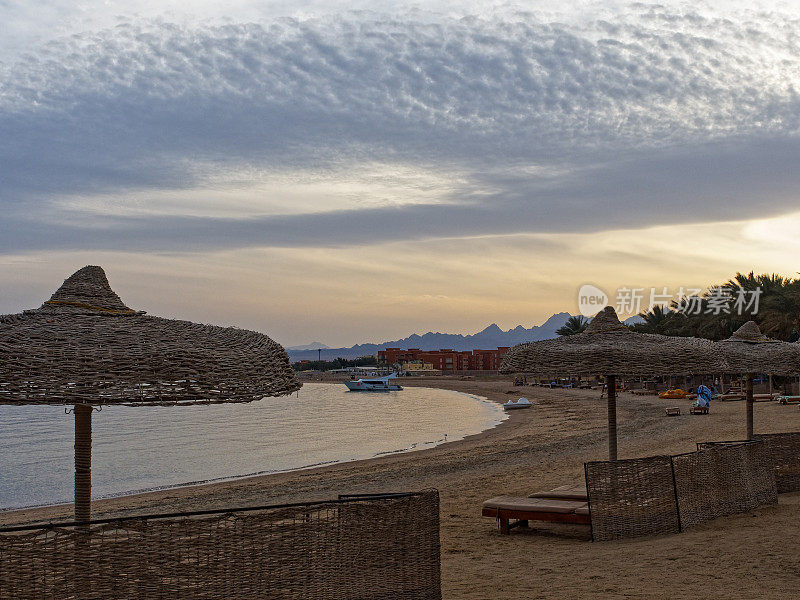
xmin=606 ymin=375 xmax=617 ymax=461
xmin=74 ymin=404 xmax=93 ymax=523
xmin=745 ymin=373 xmax=754 ymax=441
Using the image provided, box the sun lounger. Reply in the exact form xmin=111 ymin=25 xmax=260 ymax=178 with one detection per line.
xmin=665 ymin=407 xmax=681 ymax=416
xmin=690 ymin=405 xmax=709 ymax=415
xmin=483 ymin=482 xmax=590 ymax=533
xmin=528 ymin=482 xmax=588 ymax=501
xmin=779 ymin=396 xmax=800 ymax=405
xmin=716 ymin=394 xmax=745 ymax=401
xmin=482 ymin=496 xmax=590 ymax=534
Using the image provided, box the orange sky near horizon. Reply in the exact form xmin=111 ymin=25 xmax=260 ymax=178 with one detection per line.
xmin=3 ymin=210 xmax=799 ymax=348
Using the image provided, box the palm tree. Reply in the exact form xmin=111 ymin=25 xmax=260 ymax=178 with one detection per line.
xmin=557 ymin=315 xmax=589 ymax=336
xmin=664 ymin=271 xmax=800 ymax=341
xmin=723 ymin=272 xmax=800 ymax=340
xmin=633 ymin=305 xmax=674 ymax=334
xmin=756 ymin=280 xmax=800 ymax=340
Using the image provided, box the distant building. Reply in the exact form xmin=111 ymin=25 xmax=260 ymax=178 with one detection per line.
xmin=378 ymin=347 xmax=510 ymax=372
xmin=399 ymin=360 xmax=439 ymax=374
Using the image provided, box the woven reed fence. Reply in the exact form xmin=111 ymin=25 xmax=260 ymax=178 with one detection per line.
xmin=585 ymin=456 xmax=680 ymax=542
xmin=0 ymin=491 xmax=441 ymax=600
xmin=673 ymin=441 xmax=777 ymax=529
xmin=753 ymin=433 xmax=800 ymax=493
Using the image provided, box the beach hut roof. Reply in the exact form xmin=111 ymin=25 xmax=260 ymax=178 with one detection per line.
xmin=716 ymin=321 xmax=800 ymax=375
xmin=0 ymin=265 xmax=301 ymax=406
xmin=499 ymin=306 xmax=719 ymax=376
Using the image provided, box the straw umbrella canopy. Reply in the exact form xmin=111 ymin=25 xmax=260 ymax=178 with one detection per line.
xmin=716 ymin=321 xmax=800 ymax=440
xmin=0 ymin=266 xmax=301 ymax=522
xmin=500 ymin=306 xmax=720 ymax=460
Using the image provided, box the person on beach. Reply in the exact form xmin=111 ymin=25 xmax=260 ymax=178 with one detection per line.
xmin=692 ymin=384 xmax=713 ymax=412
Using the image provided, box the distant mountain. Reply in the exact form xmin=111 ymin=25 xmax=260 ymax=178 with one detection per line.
xmin=286 ymin=341 xmax=330 ymax=351
xmin=623 ymin=315 xmax=644 ymax=325
xmin=287 ymin=312 xmax=574 ymax=362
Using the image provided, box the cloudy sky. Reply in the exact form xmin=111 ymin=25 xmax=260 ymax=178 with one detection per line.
xmin=2 ymin=0 xmax=800 ymax=347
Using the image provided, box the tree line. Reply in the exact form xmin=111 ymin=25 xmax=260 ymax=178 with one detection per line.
xmin=292 ymin=356 xmax=378 ymax=371
xmin=557 ymin=272 xmax=800 ymax=341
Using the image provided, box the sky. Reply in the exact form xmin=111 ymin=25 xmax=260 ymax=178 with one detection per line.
xmin=2 ymin=0 xmax=800 ymax=347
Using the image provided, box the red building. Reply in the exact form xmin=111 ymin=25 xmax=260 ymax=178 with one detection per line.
xmin=378 ymin=347 xmax=510 ymax=372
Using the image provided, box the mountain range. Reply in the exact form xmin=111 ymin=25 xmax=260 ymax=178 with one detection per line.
xmin=285 ymin=341 xmax=330 ymax=351
xmin=287 ymin=312 xmax=577 ymax=362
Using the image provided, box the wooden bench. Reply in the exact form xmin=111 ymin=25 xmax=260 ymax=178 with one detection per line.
xmin=482 ymin=497 xmax=590 ymax=534
xmin=483 ymin=483 xmax=591 ymax=534
xmin=665 ymin=407 xmax=681 ymax=416
xmin=529 ymin=482 xmax=588 ymax=501
xmin=753 ymin=393 xmax=780 ymax=402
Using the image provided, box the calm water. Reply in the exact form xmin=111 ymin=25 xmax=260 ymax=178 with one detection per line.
xmin=0 ymin=383 xmax=505 ymax=510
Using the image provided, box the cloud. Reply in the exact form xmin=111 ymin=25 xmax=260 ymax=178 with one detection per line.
xmin=2 ymin=3 xmax=800 ymax=253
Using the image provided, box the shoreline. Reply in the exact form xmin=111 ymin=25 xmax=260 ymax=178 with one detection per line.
xmin=0 ymin=381 xmax=507 ymax=515
xmin=4 ymin=376 xmax=800 ymax=599
xmin=0 ymin=378 xmax=517 ymax=523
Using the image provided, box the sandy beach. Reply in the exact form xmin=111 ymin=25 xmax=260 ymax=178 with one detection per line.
xmin=3 ymin=377 xmax=799 ymax=599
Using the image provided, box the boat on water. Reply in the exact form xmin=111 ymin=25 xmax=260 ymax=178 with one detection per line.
xmin=503 ymin=397 xmax=532 ymax=410
xmin=344 ymin=374 xmax=403 ymax=392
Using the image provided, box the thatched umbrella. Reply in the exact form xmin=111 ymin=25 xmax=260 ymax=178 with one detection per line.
xmin=717 ymin=321 xmax=800 ymax=439
xmin=0 ymin=266 xmax=301 ymax=522
xmin=500 ymin=306 xmax=719 ymax=460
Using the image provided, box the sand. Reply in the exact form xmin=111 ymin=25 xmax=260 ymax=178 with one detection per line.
xmin=3 ymin=377 xmax=799 ymax=599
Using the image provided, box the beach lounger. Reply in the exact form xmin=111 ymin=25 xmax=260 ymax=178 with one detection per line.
xmin=690 ymin=405 xmax=709 ymax=415
xmin=482 ymin=496 xmax=590 ymax=534
xmin=483 ymin=483 xmax=590 ymax=534
xmin=716 ymin=393 xmax=745 ymax=401
xmin=528 ymin=482 xmax=588 ymax=501
xmin=665 ymin=407 xmax=681 ymax=416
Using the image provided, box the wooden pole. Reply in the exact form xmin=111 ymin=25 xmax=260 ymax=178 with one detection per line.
xmin=746 ymin=373 xmax=754 ymax=441
xmin=607 ymin=374 xmax=618 ymax=461
xmin=74 ymin=404 xmax=93 ymax=523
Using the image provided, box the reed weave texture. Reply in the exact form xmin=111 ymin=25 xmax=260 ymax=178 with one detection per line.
xmin=716 ymin=322 xmax=800 ymax=376
xmin=0 ymin=491 xmax=441 ymax=600
xmin=0 ymin=266 xmax=300 ymax=405
xmin=753 ymin=433 xmax=800 ymax=493
xmin=500 ymin=307 xmax=722 ymax=376
xmin=585 ymin=455 xmax=680 ymax=542
xmin=672 ymin=441 xmax=777 ymax=529
xmin=500 ymin=310 xmax=800 ymax=377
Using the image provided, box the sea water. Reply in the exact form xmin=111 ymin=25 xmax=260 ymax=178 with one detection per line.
xmin=0 ymin=383 xmax=505 ymax=510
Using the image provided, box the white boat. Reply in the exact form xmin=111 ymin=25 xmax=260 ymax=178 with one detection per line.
xmin=344 ymin=374 xmax=403 ymax=392
xmin=503 ymin=397 xmax=532 ymax=410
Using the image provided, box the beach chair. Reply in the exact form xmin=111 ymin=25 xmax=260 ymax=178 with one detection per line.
xmin=482 ymin=483 xmax=590 ymax=534
xmin=481 ymin=497 xmax=590 ymax=534
xmin=690 ymin=405 xmax=709 ymax=415
xmin=529 ymin=482 xmax=588 ymax=501
xmin=665 ymin=407 xmax=681 ymax=416
xmin=753 ymin=393 xmax=780 ymax=402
